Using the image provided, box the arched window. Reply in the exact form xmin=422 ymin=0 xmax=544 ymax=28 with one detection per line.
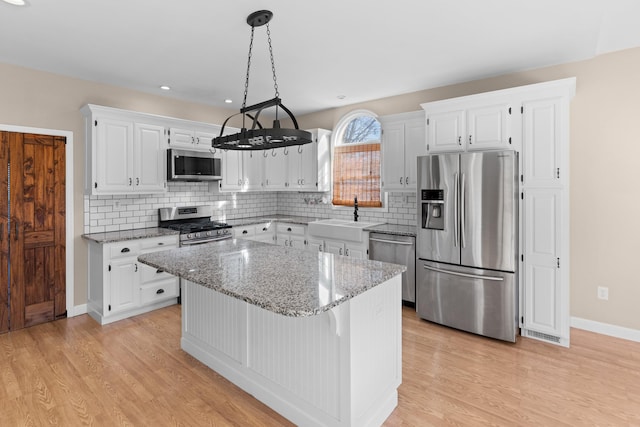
xmin=332 ymin=110 xmax=382 ymax=208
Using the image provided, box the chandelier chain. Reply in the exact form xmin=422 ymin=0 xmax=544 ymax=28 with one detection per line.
xmin=266 ymin=23 xmax=279 ymax=98
xmin=242 ymin=26 xmax=255 ymax=110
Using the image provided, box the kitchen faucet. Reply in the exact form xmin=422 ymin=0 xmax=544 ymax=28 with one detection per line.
xmin=354 ymin=196 xmax=358 ymax=222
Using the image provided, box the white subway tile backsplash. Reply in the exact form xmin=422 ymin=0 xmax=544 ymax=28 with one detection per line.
xmin=83 ymin=185 xmax=416 ymax=234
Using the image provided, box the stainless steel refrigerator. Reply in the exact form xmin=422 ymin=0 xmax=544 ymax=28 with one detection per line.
xmin=416 ymin=150 xmax=518 ymax=342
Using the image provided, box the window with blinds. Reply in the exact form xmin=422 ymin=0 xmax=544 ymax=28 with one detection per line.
xmin=332 ymin=112 xmax=382 ymax=207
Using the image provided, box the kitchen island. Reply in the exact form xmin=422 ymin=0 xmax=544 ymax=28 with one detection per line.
xmin=138 ymin=238 xmax=405 ymax=427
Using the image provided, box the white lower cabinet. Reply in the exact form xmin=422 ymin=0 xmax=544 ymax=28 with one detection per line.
xmin=276 ymin=223 xmax=306 ymax=248
xmin=233 ymin=222 xmax=275 ymax=244
xmin=87 ymin=235 xmax=179 ymax=325
xmin=308 ymin=236 xmax=369 ymax=259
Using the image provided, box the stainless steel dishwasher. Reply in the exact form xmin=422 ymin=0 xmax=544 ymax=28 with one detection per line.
xmin=369 ymin=233 xmax=416 ymax=304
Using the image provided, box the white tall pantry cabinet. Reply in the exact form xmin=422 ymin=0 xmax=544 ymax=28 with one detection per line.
xmin=421 ymin=78 xmax=575 ymax=346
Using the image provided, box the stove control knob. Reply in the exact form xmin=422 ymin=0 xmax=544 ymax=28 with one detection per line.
xmin=187 ymin=233 xmax=193 ymax=239
xmin=216 ymin=230 xmax=222 ymax=235
xmin=206 ymin=231 xmax=212 ymax=237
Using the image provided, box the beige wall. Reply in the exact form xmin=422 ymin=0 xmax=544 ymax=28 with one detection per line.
xmin=2 ymin=46 xmax=640 ymax=331
xmin=296 ymin=47 xmax=640 ymax=331
xmin=0 ymin=62 xmax=235 ymax=305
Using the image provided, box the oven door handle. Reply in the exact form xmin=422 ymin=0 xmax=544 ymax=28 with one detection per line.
xmin=181 ymin=236 xmax=232 ymax=246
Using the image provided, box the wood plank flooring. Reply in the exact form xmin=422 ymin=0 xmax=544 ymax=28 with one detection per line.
xmin=1 ymin=305 xmax=639 ymax=426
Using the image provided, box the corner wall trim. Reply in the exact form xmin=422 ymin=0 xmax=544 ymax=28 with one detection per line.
xmin=571 ymin=317 xmax=640 ymax=343
xmin=72 ymin=304 xmax=88 ymax=316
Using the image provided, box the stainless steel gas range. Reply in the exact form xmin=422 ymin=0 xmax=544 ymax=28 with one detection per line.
xmin=158 ymin=205 xmax=232 ymax=246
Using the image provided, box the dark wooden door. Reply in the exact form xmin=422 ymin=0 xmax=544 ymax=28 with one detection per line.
xmin=7 ymin=132 xmax=66 ymax=330
xmin=0 ymin=133 xmax=9 ymax=333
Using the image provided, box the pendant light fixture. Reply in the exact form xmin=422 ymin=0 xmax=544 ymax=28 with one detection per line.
xmin=212 ymin=10 xmax=312 ymax=151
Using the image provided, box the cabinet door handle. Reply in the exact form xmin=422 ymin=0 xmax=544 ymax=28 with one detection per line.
xmin=405 ymin=176 xmax=409 ymax=185
xmin=301 ymin=179 xmax=305 ymax=185
xmin=129 ymin=177 xmax=132 ymax=186
xmin=319 ymin=244 xmax=323 ymax=252
xmin=339 ymin=248 xmax=343 ymax=255
xmin=458 ymin=136 xmax=462 ymax=145
xmin=156 ymin=288 xmax=165 ymax=295
xmin=262 ymin=227 xmax=268 ymax=231
xmin=156 ymin=269 xmax=164 ymax=274
xmin=121 ymin=247 xmax=130 ymax=253
xmin=346 ymin=248 xmax=350 ymax=256
xmin=134 ymin=263 xmax=138 ymax=272
xmin=469 ymin=135 xmax=472 ymax=144
xmin=399 ymin=177 xmax=402 ymax=184
xmin=136 ymin=177 xmax=140 ymax=186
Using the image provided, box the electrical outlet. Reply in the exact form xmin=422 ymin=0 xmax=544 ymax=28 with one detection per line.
xmin=597 ymin=286 xmax=609 ymax=301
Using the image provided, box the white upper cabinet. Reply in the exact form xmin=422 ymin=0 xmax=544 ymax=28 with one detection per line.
xmin=243 ymin=151 xmax=265 ymax=191
xmin=380 ymin=111 xmax=426 ymax=192
xmin=94 ymin=117 xmax=134 ymax=194
xmin=425 ymin=109 xmax=465 ymax=152
xmin=264 ymin=148 xmax=288 ymax=190
xmin=423 ymin=98 xmax=513 ymax=153
xmin=257 ymin=128 xmax=331 ymax=193
xmin=82 ymin=104 xmax=234 ymax=195
xmin=522 ymin=97 xmax=564 ymax=188
xmin=82 ymin=105 xmax=168 ymax=195
xmin=220 ymin=150 xmax=244 ymax=191
xmin=134 ymin=123 xmax=166 ymax=193
xmin=168 ymin=126 xmax=222 ymax=152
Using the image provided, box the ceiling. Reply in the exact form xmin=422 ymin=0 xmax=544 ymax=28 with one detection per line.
xmin=1 ymin=0 xmax=640 ymax=117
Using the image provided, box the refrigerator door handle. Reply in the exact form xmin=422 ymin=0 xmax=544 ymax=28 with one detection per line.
xmin=422 ymin=264 xmax=504 ymax=282
xmin=461 ymin=172 xmax=466 ymax=248
xmin=453 ymin=172 xmax=459 ymax=246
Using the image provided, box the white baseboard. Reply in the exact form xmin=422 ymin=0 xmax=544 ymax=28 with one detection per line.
xmin=71 ymin=304 xmax=88 ymax=317
xmin=571 ymin=317 xmax=640 ymax=343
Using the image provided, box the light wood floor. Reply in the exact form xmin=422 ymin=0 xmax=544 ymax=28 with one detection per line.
xmin=1 ymin=305 xmax=639 ymax=426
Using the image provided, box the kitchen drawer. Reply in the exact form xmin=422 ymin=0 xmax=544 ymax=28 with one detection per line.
xmin=140 ymin=279 xmax=179 ymax=305
xmin=139 ymin=262 xmax=174 ymax=284
xmin=140 ymin=235 xmax=178 ymax=252
xmin=109 ymin=241 xmax=141 ymax=259
xmin=235 ymin=226 xmax=256 ymax=238
xmin=255 ymin=222 xmax=273 ymax=235
xmin=276 ymin=223 xmax=305 ymax=235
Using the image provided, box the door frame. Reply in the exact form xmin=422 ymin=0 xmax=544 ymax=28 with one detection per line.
xmin=0 ymin=124 xmax=75 ymax=317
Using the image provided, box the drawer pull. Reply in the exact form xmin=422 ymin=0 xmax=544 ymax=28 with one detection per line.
xmin=242 ymin=230 xmax=248 ymax=234
xmin=158 ymin=242 xmax=164 ymax=245
xmin=263 ymin=227 xmax=267 ymax=231
xmin=121 ymin=247 xmax=130 ymax=253
xmin=287 ymin=227 xmax=292 ymax=232
xmin=156 ymin=269 xmax=164 ymax=274
xmin=156 ymin=289 xmax=165 ymax=295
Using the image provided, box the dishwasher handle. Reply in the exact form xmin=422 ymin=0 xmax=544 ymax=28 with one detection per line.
xmin=369 ymin=237 xmax=414 ymax=246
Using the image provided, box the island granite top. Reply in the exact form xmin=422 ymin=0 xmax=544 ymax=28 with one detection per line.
xmin=82 ymin=227 xmax=179 ymax=244
xmin=137 ymin=238 xmax=406 ymax=317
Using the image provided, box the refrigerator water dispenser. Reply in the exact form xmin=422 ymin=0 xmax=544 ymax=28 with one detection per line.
xmin=421 ymin=189 xmax=445 ymax=230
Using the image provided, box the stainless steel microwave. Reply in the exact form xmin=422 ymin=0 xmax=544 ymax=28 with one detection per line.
xmin=167 ymin=149 xmax=222 ymax=181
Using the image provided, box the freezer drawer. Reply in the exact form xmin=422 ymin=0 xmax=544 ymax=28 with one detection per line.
xmin=416 ymin=260 xmax=517 ymax=342
xmin=369 ymin=233 xmax=416 ymax=303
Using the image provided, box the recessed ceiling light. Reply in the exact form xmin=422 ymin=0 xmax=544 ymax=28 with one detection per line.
xmin=160 ymin=85 xmax=171 ymax=91
xmin=224 ymin=99 xmax=233 ymax=104
xmin=3 ymin=0 xmax=27 ymax=5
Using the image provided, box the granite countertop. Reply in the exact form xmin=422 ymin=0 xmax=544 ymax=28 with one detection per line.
xmin=227 ymin=214 xmax=327 ymax=227
xmin=364 ymin=223 xmax=417 ymax=237
xmin=138 ymin=239 xmax=406 ymax=317
xmin=82 ymin=227 xmax=179 ymax=244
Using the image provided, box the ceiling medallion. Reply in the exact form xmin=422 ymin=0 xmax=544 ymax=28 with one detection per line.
xmin=212 ymin=10 xmax=312 ymax=151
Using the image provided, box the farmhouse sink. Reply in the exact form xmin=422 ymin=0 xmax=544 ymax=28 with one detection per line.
xmin=308 ymin=219 xmax=385 ymax=242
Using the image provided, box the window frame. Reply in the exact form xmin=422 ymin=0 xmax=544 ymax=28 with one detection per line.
xmin=330 ymin=109 xmax=387 ymax=212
